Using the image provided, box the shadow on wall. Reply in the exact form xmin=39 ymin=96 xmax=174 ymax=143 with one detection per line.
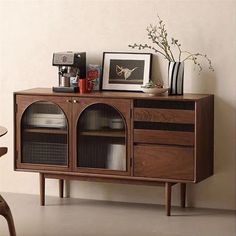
xmin=187 ymin=72 xmax=236 ymax=208
xmin=150 ymin=54 xmax=163 ymax=84
xmin=189 ymin=69 xmax=217 ymax=94
xmin=150 ymin=54 xmax=217 ymax=91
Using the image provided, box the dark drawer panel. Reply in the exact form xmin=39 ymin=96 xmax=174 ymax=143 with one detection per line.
xmin=134 ymin=145 xmax=194 ymax=180
xmin=134 ymin=100 xmax=195 ymax=110
xmin=134 ymin=129 xmax=194 ymax=146
xmin=133 ymin=108 xmax=195 ymax=124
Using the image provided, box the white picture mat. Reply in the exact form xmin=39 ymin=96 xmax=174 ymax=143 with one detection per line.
xmin=102 ymin=53 xmax=151 ymax=91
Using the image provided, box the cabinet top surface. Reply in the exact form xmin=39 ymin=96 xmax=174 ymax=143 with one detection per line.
xmin=14 ymin=88 xmax=213 ymax=101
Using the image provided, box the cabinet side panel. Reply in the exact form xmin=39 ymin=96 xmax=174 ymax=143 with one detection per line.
xmin=195 ymin=95 xmax=214 ymax=182
xmin=14 ymin=94 xmax=18 ymax=170
xmin=14 ymin=94 xmax=24 ymax=170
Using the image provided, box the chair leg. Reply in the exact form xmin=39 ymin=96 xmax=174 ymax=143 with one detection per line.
xmin=180 ymin=183 xmax=186 ymax=208
xmin=5 ymin=209 xmax=16 ymax=236
xmin=39 ymin=173 xmax=45 ymax=206
xmin=59 ymin=179 xmax=64 ymax=198
xmin=0 ymin=196 xmax=16 ymax=236
xmin=165 ymin=182 xmax=172 ymax=216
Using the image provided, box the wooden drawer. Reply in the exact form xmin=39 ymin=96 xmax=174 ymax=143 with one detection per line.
xmin=134 ymin=145 xmax=194 ymax=181
xmin=134 ymin=129 xmax=194 ymax=146
xmin=133 ymin=108 xmax=195 ymax=124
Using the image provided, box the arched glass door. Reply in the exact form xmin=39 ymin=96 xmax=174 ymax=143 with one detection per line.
xmin=77 ymin=103 xmax=127 ymax=172
xmin=21 ymin=101 xmax=68 ymax=166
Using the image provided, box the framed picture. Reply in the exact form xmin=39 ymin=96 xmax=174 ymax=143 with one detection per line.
xmin=101 ymin=52 xmax=152 ymax=91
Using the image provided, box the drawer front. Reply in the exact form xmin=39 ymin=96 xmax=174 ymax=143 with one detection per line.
xmin=134 ymin=108 xmax=195 ymax=124
xmin=134 ymin=129 xmax=194 ymax=146
xmin=134 ymin=145 xmax=194 ymax=180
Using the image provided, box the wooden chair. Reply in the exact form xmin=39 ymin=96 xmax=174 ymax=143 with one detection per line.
xmin=0 ymin=147 xmax=16 ymax=236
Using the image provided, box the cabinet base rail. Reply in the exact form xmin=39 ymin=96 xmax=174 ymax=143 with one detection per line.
xmin=39 ymin=173 xmax=186 ymax=216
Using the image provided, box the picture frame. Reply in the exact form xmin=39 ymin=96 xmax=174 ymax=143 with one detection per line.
xmin=101 ymin=52 xmax=152 ymax=91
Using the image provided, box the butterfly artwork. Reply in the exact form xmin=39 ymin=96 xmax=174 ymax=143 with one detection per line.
xmin=115 ymin=65 xmax=138 ymax=80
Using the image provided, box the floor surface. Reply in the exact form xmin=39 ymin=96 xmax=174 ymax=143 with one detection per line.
xmin=0 ymin=193 xmax=235 ymax=236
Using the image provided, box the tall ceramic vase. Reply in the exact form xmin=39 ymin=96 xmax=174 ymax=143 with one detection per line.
xmin=168 ymin=61 xmax=184 ymax=95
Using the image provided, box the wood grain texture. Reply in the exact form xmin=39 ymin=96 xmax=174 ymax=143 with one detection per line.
xmin=72 ymin=97 xmax=131 ymax=176
xmin=44 ymin=173 xmax=169 ymax=187
xmin=0 ymin=195 xmax=16 ymax=236
xmin=165 ymin=182 xmax=172 ymax=216
xmin=0 ymin=126 xmax=16 ymax=235
xmin=0 ymin=147 xmax=8 ymax=158
xmin=59 ymin=179 xmax=64 ymax=198
xmin=195 ymin=95 xmax=214 ymax=182
xmin=134 ymin=129 xmax=194 ymax=146
xmin=16 ymin=167 xmax=194 ymax=183
xmin=14 ymin=88 xmax=212 ymax=101
xmin=14 ymin=95 xmax=72 ymax=172
xmin=134 ymin=108 xmax=195 ymax=124
xmin=180 ymin=183 xmax=186 ymax=208
xmin=14 ymin=90 xmax=214 ymax=215
xmin=0 ymin=126 xmax=7 ymax=137
xmin=134 ymin=145 xmax=194 ymax=180
xmin=39 ymin=173 xmax=45 ymax=206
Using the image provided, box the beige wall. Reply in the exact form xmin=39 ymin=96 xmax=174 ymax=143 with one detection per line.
xmin=0 ymin=0 xmax=235 ymax=210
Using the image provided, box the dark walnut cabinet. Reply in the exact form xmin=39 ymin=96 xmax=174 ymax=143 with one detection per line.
xmin=14 ymin=88 xmax=214 ymax=216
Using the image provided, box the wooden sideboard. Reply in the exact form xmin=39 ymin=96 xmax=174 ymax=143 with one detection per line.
xmin=14 ymin=88 xmax=214 ymax=216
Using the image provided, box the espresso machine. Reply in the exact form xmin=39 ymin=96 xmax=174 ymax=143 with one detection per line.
xmin=52 ymin=51 xmax=86 ymax=92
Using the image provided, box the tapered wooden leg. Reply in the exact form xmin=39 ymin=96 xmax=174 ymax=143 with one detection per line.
xmin=165 ymin=182 xmax=172 ymax=216
xmin=59 ymin=179 xmax=64 ymax=198
xmin=40 ymin=173 xmax=45 ymax=206
xmin=6 ymin=209 xmax=16 ymax=236
xmin=65 ymin=180 xmax=70 ymax=198
xmin=0 ymin=195 xmax=16 ymax=236
xmin=180 ymin=183 xmax=186 ymax=208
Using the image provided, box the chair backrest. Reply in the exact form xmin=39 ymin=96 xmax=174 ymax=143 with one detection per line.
xmin=0 ymin=147 xmax=8 ymax=158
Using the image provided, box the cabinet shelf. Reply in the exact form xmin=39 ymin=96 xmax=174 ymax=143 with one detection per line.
xmin=79 ymin=130 xmax=125 ymax=138
xmin=24 ymin=128 xmax=67 ymax=135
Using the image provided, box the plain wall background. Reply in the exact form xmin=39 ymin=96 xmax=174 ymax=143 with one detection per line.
xmin=0 ymin=0 xmax=235 ymax=210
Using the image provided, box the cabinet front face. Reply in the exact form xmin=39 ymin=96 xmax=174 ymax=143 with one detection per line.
xmin=73 ymin=98 xmax=131 ymax=175
xmin=134 ymin=145 xmax=194 ymax=180
xmin=15 ymin=95 xmax=71 ymax=171
xmin=133 ymin=99 xmax=196 ymax=181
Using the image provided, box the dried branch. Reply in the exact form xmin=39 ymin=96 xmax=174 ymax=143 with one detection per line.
xmin=128 ymin=15 xmax=214 ymax=73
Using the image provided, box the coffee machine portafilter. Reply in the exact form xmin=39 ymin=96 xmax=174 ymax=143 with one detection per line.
xmin=52 ymin=51 xmax=86 ymax=93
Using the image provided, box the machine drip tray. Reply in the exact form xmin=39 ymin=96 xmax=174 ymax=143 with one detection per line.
xmin=52 ymin=87 xmax=79 ymax=93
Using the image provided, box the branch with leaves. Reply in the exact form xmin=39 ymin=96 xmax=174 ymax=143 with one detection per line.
xmin=128 ymin=15 xmax=214 ymax=73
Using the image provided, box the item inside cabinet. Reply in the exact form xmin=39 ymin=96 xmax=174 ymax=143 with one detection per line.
xmin=23 ymin=102 xmax=67 ymax=129
xmin=106 ymin=144 xmax=126 ymax=170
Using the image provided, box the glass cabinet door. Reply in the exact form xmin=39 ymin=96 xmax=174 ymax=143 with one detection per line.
xmin=21 ymin=101 xmax=68 ymax=166
xmin=77 ymin=103 xmax=127 ymax=172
